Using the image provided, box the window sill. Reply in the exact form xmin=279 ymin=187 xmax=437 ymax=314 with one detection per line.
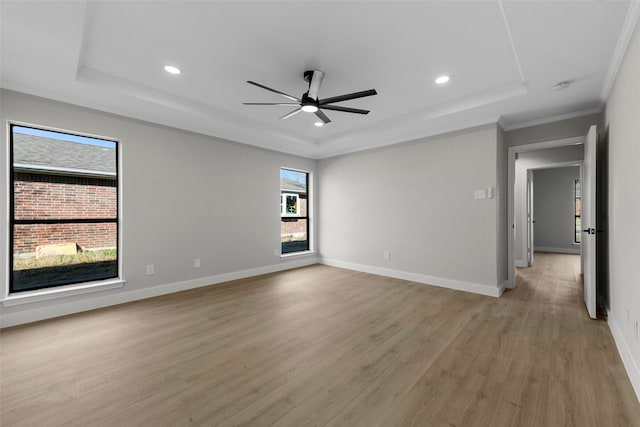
xmin=280 ymin=250 xmax=316 ymax=260
xmin=1 ymin=279 xmax=125 ymax=307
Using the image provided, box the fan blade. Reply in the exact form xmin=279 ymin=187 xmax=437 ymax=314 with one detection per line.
xmin=243 ymin=103 xmax=300 ymax=106
xmin=319 ymin=89 xmax=377 ymax=105
xmin=280 ymin=108 xmax=303 ymax=120
xmin=319 ymin=105 xmax=370 ymax=115
xmin=314 ymin=109 xmax=331 ymax=124
xmin=307 ymin=70 xmax=325 ymax=100
xmin=247 ymin=81 xmax=300 ymax=102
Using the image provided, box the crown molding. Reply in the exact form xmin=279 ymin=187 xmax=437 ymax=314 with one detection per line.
xmin=500 ymin=107 xmax=603 ymax=132
xmin=600 ymin=0 xmax=640 ymax=102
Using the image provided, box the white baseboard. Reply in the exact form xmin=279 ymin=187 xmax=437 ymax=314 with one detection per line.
xmin=515 ymin=259 xmax=528 ymax=267
xmin=499 ymin=280 xmax=509 ymax=295
xmin=534 ymin=246 xmax=581 ymax=254
xmin=608 ymin=309 xmax=640 ymax=402
xmin=321 ymin=258 xmax=502 ymax=297
xmin=0 ymin=256 xmax=320 ymax=328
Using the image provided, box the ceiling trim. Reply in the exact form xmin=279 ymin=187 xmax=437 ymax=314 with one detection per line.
xmin=500 ymin=106 xmax=602 ymax=132
xmin=75 ymin=66 xmax=316 ymax=154
xmin=497 ymin=0 xmax=527 ymax=84
xmin=75 ymin=0 xmax=91 ymax=78
xmin=314 ymin=119 xmax=500 ymax=160
xmin=600 ymin=0 xmax=640 ymax=102
xmin=320 ymin=81 xmax=527 ymax=144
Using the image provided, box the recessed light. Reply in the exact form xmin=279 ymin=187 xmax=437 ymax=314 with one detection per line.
xmin=435 ymin=75 xmax=450 ymax=85
xmin=164 ymin=65 xmax=181 ymax=75
xmin=314 ymin=121 xmax=324 ymax=127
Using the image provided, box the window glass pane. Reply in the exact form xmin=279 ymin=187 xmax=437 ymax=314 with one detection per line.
xmin=13 ymin=222 xmax=118 ymax=292
xmin=281 ymin=218 xmax=309 ymax=254
xmin=280 ymin=169 xmax=309 ymax=253
xmin=11 ymin=125 xmax=119 ymax=292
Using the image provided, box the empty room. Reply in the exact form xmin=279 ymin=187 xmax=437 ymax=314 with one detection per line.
xmin=1 ymin=1 xmax=640 ymax=426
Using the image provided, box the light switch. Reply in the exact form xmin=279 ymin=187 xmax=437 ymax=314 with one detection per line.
xmin=474 ymin=189 xmax=486 ymax=200
xmin=487 ymin=187 xmax=494 ymax=199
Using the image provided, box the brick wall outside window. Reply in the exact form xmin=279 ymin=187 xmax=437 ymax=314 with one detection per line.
xmin=13 ymin=172 xmax=117 ymax=254
xmin=281 ymin=197 xmax=308 ymax=237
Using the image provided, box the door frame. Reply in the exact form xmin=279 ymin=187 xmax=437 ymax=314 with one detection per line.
xmin=507 ymin=136 xmax=585 ymax=288
xmin=527 ymin=169 xmax=534 ymax=267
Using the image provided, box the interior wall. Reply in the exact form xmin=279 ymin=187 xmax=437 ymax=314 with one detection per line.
xmin=0 ymin=89 xmax=318 ymax=325
xmin=603 ymin=19 xmax=640 ymax=398
xmin=318 ymin=124 xmax=501 ymax=295
xmin=532 ymin=166 xmax=580 ymax=254
xmin=504 ymin=113 xmax=601 ymax=147
xmin=496 ymin=125 xmax=508 ymax=287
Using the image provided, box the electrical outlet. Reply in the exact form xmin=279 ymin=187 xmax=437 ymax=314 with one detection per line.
xmin=146 ymin=265 xmax=154 ymax=275
xmin=194 ymin=258 xmax=200 ymax=268
xmin=383 ymin=251 xmax=390 ymax=260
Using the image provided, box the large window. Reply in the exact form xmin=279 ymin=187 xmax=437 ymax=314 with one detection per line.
xmin=574 ymin=178 xmax=581 ymax=244
xmin=280 ymin=168 xmax=309 ymax=254
xmin=9 ymin=124 xmax=119 ymax=293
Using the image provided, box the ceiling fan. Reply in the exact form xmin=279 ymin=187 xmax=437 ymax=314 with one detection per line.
xmin=243 ymin=70 xmax=377 ymax=124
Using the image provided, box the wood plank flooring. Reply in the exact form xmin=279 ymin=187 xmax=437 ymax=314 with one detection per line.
xmin=1 ymin=253 xmax=639 ymax=426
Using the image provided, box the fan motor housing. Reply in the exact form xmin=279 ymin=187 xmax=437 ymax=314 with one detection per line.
xmin=301 ymin=93 xmax=317 ymax=106
xmin=303 ymin=70 xmax=315 ymax=83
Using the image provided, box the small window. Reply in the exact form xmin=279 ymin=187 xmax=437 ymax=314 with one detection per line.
xmin=281 ymin=193 xmax=299 ymax=216
xmin=9 ymin=124 xmax=120 ymax=293
xmin=574 ymin=179 xmax=581 ymax=244
xmin=280 ymin=168 xmax=309 ymax=254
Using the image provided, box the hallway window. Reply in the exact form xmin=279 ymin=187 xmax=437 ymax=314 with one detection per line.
xmin=574 ymin=179 xmax=581 ymax=243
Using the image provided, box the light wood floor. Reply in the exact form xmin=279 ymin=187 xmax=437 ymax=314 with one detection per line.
xmin=1 ymin=253 xmax=639 ymax=426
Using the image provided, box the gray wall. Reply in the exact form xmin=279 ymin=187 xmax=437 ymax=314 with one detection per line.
xmin=496 ymin=125 xmax=508 ymax=286
xmin=533 ymin=167 xmax=581 ymax=254
xmin=318 ymin=124 xmax=501 ymax=293
xmin=504 ymin=113 xmax=601 ymax=147
xmin=604 ymin=20 xmax=640 ymax=396
xmin=0 ymin=90 xmax=318 ymax=324
xmin=518 ymin=145 xmax=584 ymax=163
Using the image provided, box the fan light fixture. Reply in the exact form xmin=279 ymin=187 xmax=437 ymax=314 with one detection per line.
xmin=164 ymin=65 xmax=181 ymax=75
xmin=243 ymin=70 xmax=377 ymax=125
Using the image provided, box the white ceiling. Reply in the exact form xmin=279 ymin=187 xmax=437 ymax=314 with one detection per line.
xmin=1 ymin=1 xmax=637 ymax=158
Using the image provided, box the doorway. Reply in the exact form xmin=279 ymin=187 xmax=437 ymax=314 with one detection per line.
xmin=507 ymin=137 xmax=585 ymax=286
xmin=507 ymin=126 xmax=599 ymax=319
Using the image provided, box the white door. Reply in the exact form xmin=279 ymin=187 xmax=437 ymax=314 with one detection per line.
xmin=582 ymin=125 xmax=597 ymax=319
xmin=527 ymin=170 xmax=534 ymax=266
